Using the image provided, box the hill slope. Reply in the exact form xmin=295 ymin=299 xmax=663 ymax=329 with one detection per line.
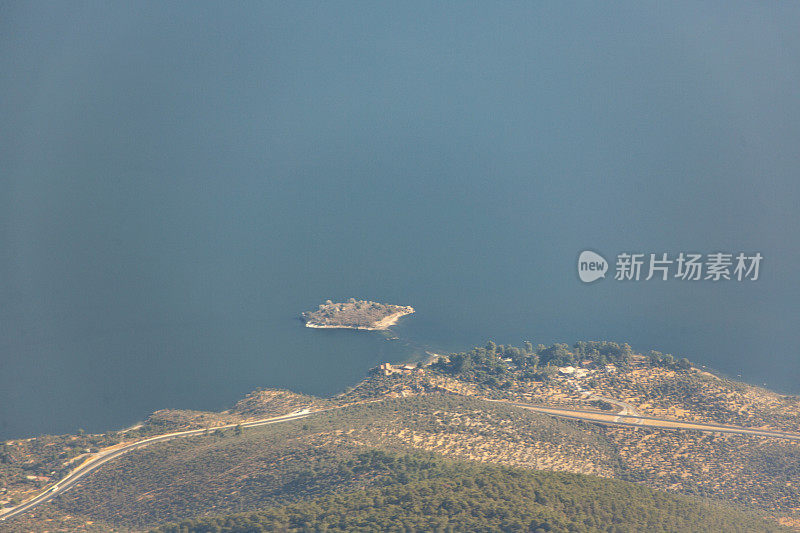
xmin=156 ymin=451 xmax=785 ymax=533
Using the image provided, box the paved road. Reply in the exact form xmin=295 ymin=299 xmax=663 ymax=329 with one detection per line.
xmin=6 ymin=393 xmax=800 ymax=522
xmin=489 ymin=399 xmax=800 ymax=441
xmin=571 ymin=381 xmax=640 ymax=419
xmin=0 ymin=410 xmax=315 ymax=522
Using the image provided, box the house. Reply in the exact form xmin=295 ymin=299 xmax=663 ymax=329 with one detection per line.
xmin=377 ymin=362 xmax=419 ymax=376
xmin=558 ymin=366 xmax=576 ymax=375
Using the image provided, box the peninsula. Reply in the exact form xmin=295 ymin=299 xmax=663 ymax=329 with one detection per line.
xmin=301 ymin=298 xmax=414 ymax=330
xmin=4 ymin=339 xmax=800 ymax=532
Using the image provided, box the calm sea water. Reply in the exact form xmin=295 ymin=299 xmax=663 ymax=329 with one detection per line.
xmin=2 ymin=3 xmax=800 ymax=439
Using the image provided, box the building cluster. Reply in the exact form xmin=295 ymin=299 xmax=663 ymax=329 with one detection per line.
xmin=557 ymin=363 xmax=617 ymax=378
xmin=377 ymin=362 xmax=422 ymax=376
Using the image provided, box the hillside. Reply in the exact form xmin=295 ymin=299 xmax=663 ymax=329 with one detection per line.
xmin=157 ymin=451 xmax=786 ymax=533
xmin=3 ymin=340 xmax=800 ymax=530
xmin=0 ymin=394 xmax=793 ymax=531
xmin=3 ymin=396 xmax=617 ymax=530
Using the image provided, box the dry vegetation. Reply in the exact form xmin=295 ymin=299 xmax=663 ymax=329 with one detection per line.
xmin=4 ymin=340 xmax=800 ymax=530
xmin=5 ymin=393 xmax=796 ymax=531
xmin=588 ymin=367 xmax=800 ymax=431
xmin=300 ymin=298 xmax=414 ymax=329
xmin=232 ymin=389 xmax=331 ymax=418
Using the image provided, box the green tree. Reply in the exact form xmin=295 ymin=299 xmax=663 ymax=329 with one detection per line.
xmin=523 ymin=341 xmax=534 ymax=354
xmin=648 ymin=350 xmax=664 ymax=365
xmin=452 ymin=353 xmax=473 ymax=373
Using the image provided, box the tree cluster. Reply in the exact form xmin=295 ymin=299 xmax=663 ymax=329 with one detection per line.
xmin=431 ymin=340 xmax=646 ymax=384
xmin=156 ymin=451 xmax=782 ymax=533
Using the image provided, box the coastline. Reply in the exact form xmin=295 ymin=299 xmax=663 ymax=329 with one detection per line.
xmin=304 ymin=308 xmax=414 ymax=331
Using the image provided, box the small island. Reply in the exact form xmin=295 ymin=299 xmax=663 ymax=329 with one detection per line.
xmin=301 ymin=298 xmax=414 ymax=330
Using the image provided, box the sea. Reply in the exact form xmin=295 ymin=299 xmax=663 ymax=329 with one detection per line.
xmin=2 ymin=3 xmax=799 ymax=439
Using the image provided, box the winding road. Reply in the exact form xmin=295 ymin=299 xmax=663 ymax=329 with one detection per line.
xmin=0 ymin=409 xmax=314 ymax=522
xmin=487 ymin=399 xmax=800 ymax=441
xmin=4 ymin=392 xmax=800 ymax=522
xmin=573 ymin=381 xmax=640 ymax=419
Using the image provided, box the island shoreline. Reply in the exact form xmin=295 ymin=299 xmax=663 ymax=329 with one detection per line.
xmin=304 ymin=308 xmax=414 ymax=330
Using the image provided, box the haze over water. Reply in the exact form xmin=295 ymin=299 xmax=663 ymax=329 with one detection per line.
xmin=2 ymin=3 xmax=800 ymax=439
